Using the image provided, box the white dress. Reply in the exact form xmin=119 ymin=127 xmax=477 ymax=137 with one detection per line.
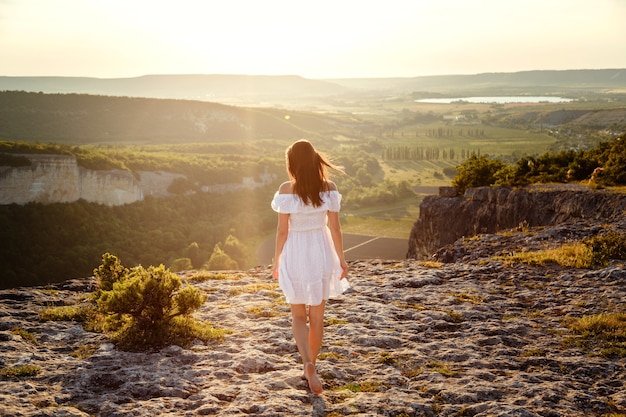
xmin=271 ymin=190 xmax=350 ymax=305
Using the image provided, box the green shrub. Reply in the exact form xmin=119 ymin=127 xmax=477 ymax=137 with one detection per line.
xmin=512 ymin=151 xmax=579 ymax=185
xmin=93 ymin=255 xmax=220 ymax=351
xmin=584 ymin=231 xmax=626 ymax=267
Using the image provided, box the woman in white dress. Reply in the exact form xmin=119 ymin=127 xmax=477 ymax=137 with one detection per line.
xmin=271 ymin=139 xmax=349 ymax=395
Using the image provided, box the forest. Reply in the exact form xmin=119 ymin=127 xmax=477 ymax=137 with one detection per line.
xmin=0 ymin=139 xmax=417 ymax=289
xmin=0 ymin=188 xmax=275 ymax=289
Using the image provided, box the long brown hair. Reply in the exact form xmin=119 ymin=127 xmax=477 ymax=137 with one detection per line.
xmin=286 ymin=140 xmax=342 ymax=207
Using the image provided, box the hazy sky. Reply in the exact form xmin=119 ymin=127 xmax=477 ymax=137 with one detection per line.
xmin=1 ymin=0 xmax=625 ymax=79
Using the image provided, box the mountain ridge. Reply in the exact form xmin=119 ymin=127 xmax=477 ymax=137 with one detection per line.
xmin=1 ymin=69 xmax=624 ymax=104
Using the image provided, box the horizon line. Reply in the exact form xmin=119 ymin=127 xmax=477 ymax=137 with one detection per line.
xmin=1 ymin=67 xmax=625 ymax=81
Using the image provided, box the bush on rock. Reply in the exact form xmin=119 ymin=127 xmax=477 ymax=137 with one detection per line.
xmin=93 ymin=253 xmax=222 ymax=351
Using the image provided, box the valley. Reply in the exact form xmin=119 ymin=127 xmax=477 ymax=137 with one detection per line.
xmin=0 ymin=69 xmax=625 ymax=288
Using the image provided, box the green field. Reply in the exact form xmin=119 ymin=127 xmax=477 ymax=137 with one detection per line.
xmin=340 ymin=197 xmax=423 ymax=239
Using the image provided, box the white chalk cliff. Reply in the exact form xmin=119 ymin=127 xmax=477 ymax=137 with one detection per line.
xmin=0 ymin=154 xmax=143 ymax=206
xmin=0 ymin=154 xmax=276 ymax=206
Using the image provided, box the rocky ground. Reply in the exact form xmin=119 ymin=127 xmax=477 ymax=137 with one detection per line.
xmin=1 ymin=224 xmax=625 ymax=416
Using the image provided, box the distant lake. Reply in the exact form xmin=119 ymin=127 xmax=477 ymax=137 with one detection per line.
xmin=415 ymin=96 xmax=574 ymax=104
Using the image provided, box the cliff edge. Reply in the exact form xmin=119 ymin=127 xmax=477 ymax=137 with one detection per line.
xmin=0 ymin=154 xmax=144 ymax=206
xmin=407 ymin=184 xmax=626 ymax=260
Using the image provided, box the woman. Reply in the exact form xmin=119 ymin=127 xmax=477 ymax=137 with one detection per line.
xmin=271 ymin=139 xmax=349 ymax=395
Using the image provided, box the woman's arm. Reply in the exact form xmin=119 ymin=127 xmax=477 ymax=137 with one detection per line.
xmin=328 ymin=211 xmax=348 ymax=279
xmin=272 ymin=212 xmax=290 ymax=279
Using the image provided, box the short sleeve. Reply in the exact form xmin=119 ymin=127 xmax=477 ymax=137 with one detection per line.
xmin=271 ymin=192 xmax=300 ymax=213
xmin=271 ymin=190 xmax=341 ymax=213
xmin=325 ymin=191 xmax=341 ymax=212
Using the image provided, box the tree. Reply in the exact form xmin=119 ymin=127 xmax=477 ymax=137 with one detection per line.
xmin=185 ymin=242 xmax=204 ymax=269
xmin=356 ymin=167 xmax=373 ymax=186
xmin=452 ymin=155 xmax=507 ymax=194
xmin=205 ymin=244 xmax=238 ymax=270
xmin=222 ymin=234 xmax=248 ymax=269
xmin=597 ymin=135 xmax=626 ymax=185
xmin=170 ymin=257 xmax=193 ymax=272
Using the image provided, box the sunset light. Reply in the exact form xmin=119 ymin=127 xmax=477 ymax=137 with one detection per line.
xmin=1 ymin=0 xmax=625 ymax=78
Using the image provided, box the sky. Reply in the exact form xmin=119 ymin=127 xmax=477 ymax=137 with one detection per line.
xmin=1 ymin=0 xmax=625 ymax=79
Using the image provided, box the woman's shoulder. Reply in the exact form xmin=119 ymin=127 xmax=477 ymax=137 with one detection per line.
xmin=278 ymin=181 xmax=294 ymax=194
xmin=325 ymin=181 xmax=338 ymax=192
xmin=271 ymin=185 xmax=298 ymax=213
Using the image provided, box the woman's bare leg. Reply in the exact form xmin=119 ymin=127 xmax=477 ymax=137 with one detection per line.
xmin=290 ymin=304 xmax=323 ymax=394
xmin=308 ymin=301 xmax=326 ymax=366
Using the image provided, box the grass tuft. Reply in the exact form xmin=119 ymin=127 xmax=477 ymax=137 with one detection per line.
xmin=493 ymin=243 xmax=593 ymax=268
xmin=378 ymin=351 xmax=398 ymax=366
xmin=565 ymin=312 xmax=626 ymax=358
xmin=245 ymin=304 xmax=283 ymax=318
xmin=10 ymin=327 xmax=39 ymax=345
xmin=326 ymin=317 xmax=348 ymax=326
xmin=188 ymin=272 xmax=238 ymax=282
xmin=448 ymin=291 xmax=486 ymax=305
xmin=427 ymin=361 xmax=460 ymax=377
xmin=395 ymin=301 xmax=426 ymax=310
xmin=521 ymin=348 xmax=547 ymax=357
xmin=445 ymin=310 xmax=465 ymax=323
xmin=0 ymin=365 xmax=41 ymax=378
xmin=70 ymin=344 xmax=100 ymax=359
xmin=339 ymin=381 xmax=384 ymax=393
xmin=229 ymin=283 xmax=279 ymax=296
xmin=39 ymin=305 xmax=90 ymax=322
xmin=418 ymin=260 xmax=443 ymax=268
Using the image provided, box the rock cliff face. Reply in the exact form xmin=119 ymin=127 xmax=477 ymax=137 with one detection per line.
xmin=407 ymin=184 xmax=626 ymax=260
xmin=0 ymin=154 xmax=275 ymax=206
xmin=0 ymin=154 xmax=143 ymax=206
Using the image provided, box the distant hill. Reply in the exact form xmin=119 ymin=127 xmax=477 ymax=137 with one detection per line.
xmin=1 ymin=69 xmax=625 ymax=145
xmin=1 ymin=69 xmax=624 ymax=106
xmin=0 ymin=74 xmax=348 ymax=106
xmin=0 ymin=90 xmax=364 ymax=144
xmin=329 ymin=69 xmax=626 ymax=95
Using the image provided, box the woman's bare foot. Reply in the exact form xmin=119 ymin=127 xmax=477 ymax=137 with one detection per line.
xmin=304 ymin=362 xmax=323 ymax=395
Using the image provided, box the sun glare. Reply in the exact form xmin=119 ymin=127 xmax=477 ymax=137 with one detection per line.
xmin=1 ymin=0 xmax=625 ymax=77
